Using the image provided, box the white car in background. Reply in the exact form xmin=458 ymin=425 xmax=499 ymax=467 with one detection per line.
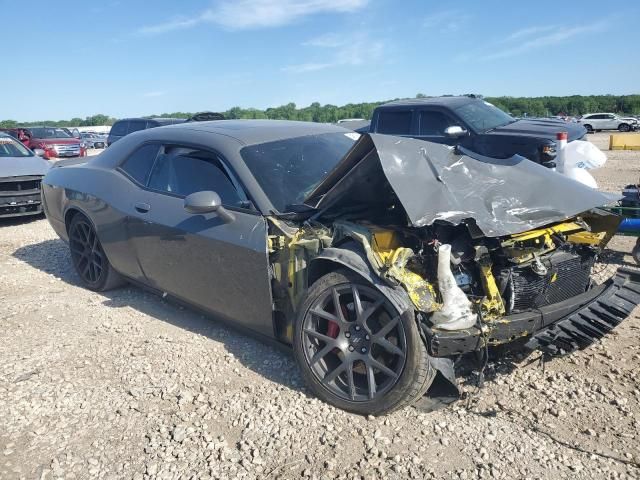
xmin=578 ymin=113 xmax=638 ymax=133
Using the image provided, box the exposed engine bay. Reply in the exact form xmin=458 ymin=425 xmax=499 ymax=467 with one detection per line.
xmin=266 ymin=211 xmax=619 ymax=350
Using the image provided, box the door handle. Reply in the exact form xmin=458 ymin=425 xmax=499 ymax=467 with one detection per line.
xmin=134 ymin=202 xmax=151 ymax=213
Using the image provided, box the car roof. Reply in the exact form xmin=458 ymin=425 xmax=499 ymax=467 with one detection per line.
xmin=164 ymin=119 xmax=350 ymax=146
xmin=378 ymin=96 xmax=477 ymax=109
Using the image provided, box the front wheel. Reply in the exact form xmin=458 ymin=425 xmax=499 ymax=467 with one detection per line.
xmin=619 ymin=123 xmax=630 ymax=132
xmin=68 ymin=213 xmax=125 ymax=291
xmin=293 ymin=269 xmax=434 ymax=415
xmin=632 ymin=239 xmax=640 ymax=266
xmin=584 ymin=124 xmax=593 ymax=133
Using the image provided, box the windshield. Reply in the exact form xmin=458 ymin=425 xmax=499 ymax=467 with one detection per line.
xmin=0 ymin=136 xmax=33 ymax=157
xmin=454 ymin=101 xmax=515 ymax=132
xmin=240 ymin=132 xmax=358 ymax=212
xmin=29 ymin=127 xmax=72 ymax=139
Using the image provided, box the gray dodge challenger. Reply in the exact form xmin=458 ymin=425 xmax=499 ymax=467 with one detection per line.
xmin=42 ymin=120 xmax=640 ymax=415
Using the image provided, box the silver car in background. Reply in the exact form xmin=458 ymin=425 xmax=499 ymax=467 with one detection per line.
xmin=0 ymin=133 xmax=51 ymax=218
xmin=578 ymin=113 xmax=638 ymax=133
xmin=80 ymin=132 xmax=107 ymax=149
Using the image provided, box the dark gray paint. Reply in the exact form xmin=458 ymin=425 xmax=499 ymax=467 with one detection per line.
xmin=307 ymin=134 xmax=618 ymax=238
xmin=43 ymin=121 xmax=317 ymax=337
xmin=42 ymin=120 xmax=619 ymax=343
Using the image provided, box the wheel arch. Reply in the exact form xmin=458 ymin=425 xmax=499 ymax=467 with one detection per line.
xmin=307 ymin=242 xmax=414 ymax=315
xmin=64 ymin=206 xmax=90 ymax=234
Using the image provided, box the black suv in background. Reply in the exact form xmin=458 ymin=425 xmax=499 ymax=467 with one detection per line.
xmin=369 ymin=97 xmax=587 ymax=167
xmin=107 ymin=112 xmax=224 ymax=146
xmin=107 ymin=118 xmax=184 ymax=146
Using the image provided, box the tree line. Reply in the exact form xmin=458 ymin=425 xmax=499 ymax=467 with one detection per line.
xmin=2 ymin=94 xmax=639 ymax=128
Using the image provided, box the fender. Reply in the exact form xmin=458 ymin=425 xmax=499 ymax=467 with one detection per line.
xmin=308 ymin=242 xmax=413 ymax=316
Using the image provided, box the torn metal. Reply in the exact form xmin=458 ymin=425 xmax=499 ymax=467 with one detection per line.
xmin=306 ymin=133 xmax=619 ymax=238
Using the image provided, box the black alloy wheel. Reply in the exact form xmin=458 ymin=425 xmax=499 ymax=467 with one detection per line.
xmin=294 ymin=269 xmax=434 ymax=415
xmin=619 ymin=123 xmax=630 ymax=132
xmin=68 ymin=214 xmax=124 ymax=291
xmin=301 ymin=282 xmax=407 ymax=402
xmin=70 ymin=216 xmax=104 ymax=285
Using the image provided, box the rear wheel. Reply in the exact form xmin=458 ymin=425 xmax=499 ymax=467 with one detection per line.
xmin=619 ymin=123 xmax=630 ymax=132
xmin=68 ymin=213 xmax=124 ymax=291
xmin=293 ymin=269 xmax=434 ymax=415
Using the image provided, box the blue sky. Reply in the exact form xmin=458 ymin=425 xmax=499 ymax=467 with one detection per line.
xmin=1 ymin=0 xmax=638 ymax=121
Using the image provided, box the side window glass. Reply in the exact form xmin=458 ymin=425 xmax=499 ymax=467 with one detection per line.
xmin=419 ymin=111 xmax=453 ymax=136
xmin=128 ymin=120 xmax=146 ymax=134
xmin=377 ymin=111 xmax=412 ymax=135
xmin=119 ymin=144 xmax=160 ymax=185
xmin=110 ymin=121 xmax=127 ymax=136
xmin=148 ymin=146 xmax=244 ymax=206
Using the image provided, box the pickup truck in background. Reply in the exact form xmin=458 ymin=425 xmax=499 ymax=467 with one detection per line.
xmin=368 ymin=96 xmax=588 ymax=168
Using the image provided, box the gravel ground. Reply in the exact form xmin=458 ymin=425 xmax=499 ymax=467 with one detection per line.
xmin=1 ymin=132 xmax=639 ymax=480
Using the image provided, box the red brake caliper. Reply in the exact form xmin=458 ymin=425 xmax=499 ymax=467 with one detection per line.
xmin=327 ymin=321 xmax=340 ymax=339
xmin=327 ymin=305 xmax=348 ymax=339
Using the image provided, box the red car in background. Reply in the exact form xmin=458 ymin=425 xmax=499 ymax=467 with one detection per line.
xmin=0 ymin=127 xmax=86 ymax=160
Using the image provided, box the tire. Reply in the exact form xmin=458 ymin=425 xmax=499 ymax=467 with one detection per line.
xmin=619 ymin=123 xmax=630 ymax=132
xmin=293 ymin=269 xmax=434 ymax=415
xmin=68 ymin=213 xmax=125 ymax=291
xmin=583 ymin=124 xmax=593 ymax=133
xmin=632 ymin=239 xmax=640 ymax=266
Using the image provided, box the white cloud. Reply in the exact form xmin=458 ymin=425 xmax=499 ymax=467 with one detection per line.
xmin=302 ymin=32 xmax=345 ymax=48
xmin=138 ymin=17 xmax=201 ymax=35
xmin=137 ymin=0 xmax=368 ymax=34
xmin=283 ymin=32 xmax=383 ymax=73
xmin=481 ymin=21 xmax=609 ymax=60
xmin=505 ymin=25 xmax=557 ymax=41
xmin=282 ymin=62 xmax=335 ymax=73
xmin=143 ymin=91 xmax=167 ymax=98
xmin=423 ymin=10 xmax=470 ymax=33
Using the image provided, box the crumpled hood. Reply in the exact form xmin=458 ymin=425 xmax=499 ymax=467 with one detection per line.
xmin=305 ymin=134 xmax=618 ymax=238
xmin=485 ymin=118 xmax=586 ymax=142
xmin=0 ymin=155 xmax=51 ymax=178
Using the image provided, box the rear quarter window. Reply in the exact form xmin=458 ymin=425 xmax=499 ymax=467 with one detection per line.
xmin=376 ymin=111 xmax=412 ymax=135
xmin=119 ymin=143 xmax=160 ymax=185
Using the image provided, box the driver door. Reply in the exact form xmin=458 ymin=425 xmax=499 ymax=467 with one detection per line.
xmin=126 ymin=144 xmax=274 ymax=337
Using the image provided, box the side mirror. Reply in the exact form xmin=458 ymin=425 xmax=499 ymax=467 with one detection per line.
xmin=184 ymin=191 xmax=235 ymax=223
xmin=444 ymin=126 xmax=468 ymax=138
xmin=33 ymin=148 xmax=46 ymax=157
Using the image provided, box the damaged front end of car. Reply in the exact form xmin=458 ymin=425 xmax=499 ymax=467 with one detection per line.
xmin=266 ymin=133 xmax=640 ymax=410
